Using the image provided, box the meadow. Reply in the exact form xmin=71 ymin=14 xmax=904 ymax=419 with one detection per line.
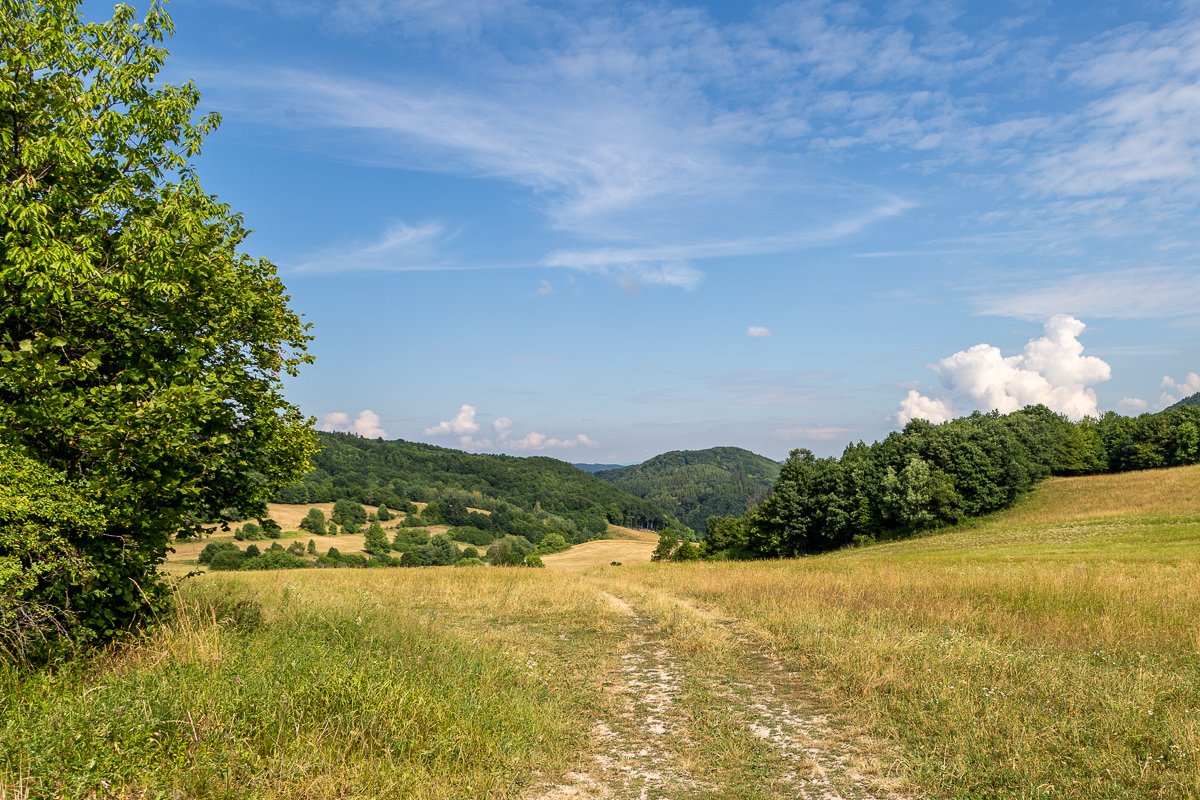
xmin=3 ymin=466 xmax=1199 ymax=798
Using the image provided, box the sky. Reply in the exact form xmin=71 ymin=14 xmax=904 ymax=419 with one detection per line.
xmin=93 ymin=0 xmax=1200 ymax=462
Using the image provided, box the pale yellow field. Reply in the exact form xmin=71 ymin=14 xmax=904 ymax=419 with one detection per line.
xmin=542 ymin=525 xmax=659 ymax=569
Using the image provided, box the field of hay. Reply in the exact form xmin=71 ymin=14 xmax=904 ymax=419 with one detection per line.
xmin=4 ymin=466 xmax=1200 ymax=799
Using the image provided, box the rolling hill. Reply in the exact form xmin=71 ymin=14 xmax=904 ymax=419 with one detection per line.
xmin=594 ymin=446 xmax=782 ymax=532
xmin=279 ymin=432 xmax=670 ymax=534
xmin=1168 ymin=391 xmax=1200 ymax=410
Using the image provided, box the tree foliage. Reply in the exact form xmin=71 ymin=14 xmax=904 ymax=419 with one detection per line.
xmin=0 ymin=0 xmax=314 ymax=656
xmin=595 ymin=447 xmax=781 ymax=532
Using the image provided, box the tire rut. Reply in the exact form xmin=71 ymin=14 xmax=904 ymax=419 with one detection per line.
xmin=527 ymin=588 xmax=914 ymax=800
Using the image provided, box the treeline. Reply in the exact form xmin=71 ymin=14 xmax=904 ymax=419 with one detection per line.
xmin=660 ymin=404 xmax=1200 ymax=561
xmin=595 ymin=447 xmax=781 ymax=532
xmin=276 ymin=432 xmax=671 ymax=539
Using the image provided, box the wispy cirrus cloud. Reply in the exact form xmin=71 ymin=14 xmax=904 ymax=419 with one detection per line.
xmin=291 ymin=220 xmax=454 ymax=273
xmin=974 ymin=266 xmax=1200 ymax=320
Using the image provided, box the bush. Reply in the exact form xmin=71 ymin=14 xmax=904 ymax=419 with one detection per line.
xmin=199 ymin=541 xmax=239 ymax=565
xmin=331 ymin=498 xmax=366 ymax=530
xmin=524 ymin=554 xmax=544 ymax=568
xmin=535 ymin=532 xmax=569 ymax=555
xmin=376 ymin=503 xmax=392 ymax=521
xmin=392 ymin=529 xmax=430 ymax=552
xmin=364 ymin=522 xmax=390 ymax=555
xmin=240 ymin=549 xmax=310 ymax=570
xmin=487 ymin=536 xmax=535 ymax=566
xmin=448 ymin=526 xmax=495 ymax=546
xmin=209 ymin=549 xmax=249 ymax=571
xmin=260 ymin=518 xmax=282 ymax=539
xmin=287 ymin=541 xmax=306 ymax=556
xmin=461 ymin=547 xmax=480 ymax=560
xmin=238 ymin=522 xmax=264 ymax=540
xmin=455 ymin=557 xmax=485 ymax=567
xmin=299 ymin=508 xmax=326 ymax=536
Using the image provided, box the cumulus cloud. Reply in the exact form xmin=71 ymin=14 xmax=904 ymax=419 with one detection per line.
xmin=321 ymin=409 xmax=388 ymax=438
xmin=1117 ymin=397 xmax=1149 ymax=413
xmin=895 ymin=390 xmax=956 ymax=425
xmin=747 ymin=326 xmax=772 ymax=338
xmin=425 ymin=404 xmax=481 ymax=437
xmin=424 ymin=405 xmax=597 ymax=451
xmin=896 ymin=315 xmax=1112 ymax=424
xmin=1161 ymin=372 xmax=1200 ymax=406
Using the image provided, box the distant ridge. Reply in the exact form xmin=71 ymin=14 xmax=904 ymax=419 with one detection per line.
xmin=595 ymin=446 xmax=781 ymax=533
xmin=573 ymin=462 xmax=627 ymax=474
xmin=1168 ymin=392 xmax=1200 ymax=410
xmin=280 ymin=432 xmax=670 ymax=533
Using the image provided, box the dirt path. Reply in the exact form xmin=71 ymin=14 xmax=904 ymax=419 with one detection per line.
xmin=527 ymin=586 xmax=914 ymax=800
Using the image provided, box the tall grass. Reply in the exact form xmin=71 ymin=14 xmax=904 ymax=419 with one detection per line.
xmin=607 ymin=467 xmax=1200 ymax=797
xmin=0 ymin=570 xmax=621 ymax=799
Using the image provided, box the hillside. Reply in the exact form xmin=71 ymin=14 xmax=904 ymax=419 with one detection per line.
xmin=1168 ymin=391 xmax=1200 ymax=409
xmin=18 ymin=466 xmax=1200 ymax=799
xmin=595 ymin=446 xmax=781 ymax=532
xmin=280 ymin=432 xmax=669 ymax=534
xmin=572 ymin=462 xmax=626 ymax=474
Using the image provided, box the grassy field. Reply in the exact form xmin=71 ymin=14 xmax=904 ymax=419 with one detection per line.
xmin=4 ymin=466 xmax=1200 ymax=798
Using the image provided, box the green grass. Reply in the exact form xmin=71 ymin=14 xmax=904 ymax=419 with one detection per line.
xmin=609 ymin=467 xmax=1200 ymax=798
xmin=0 ymin=571 xmax=622 ymax=799
xmin=5 ymin=465 xmax=1200 ymax=798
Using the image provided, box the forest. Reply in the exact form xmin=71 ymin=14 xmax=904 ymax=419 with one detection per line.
xmin=278 ymin=431 xmax=672 ymax=537
xmin=667 ymin=403 xmax=1200 ymax=561
xmin=594 ymin=446 xmax=781 ymax=532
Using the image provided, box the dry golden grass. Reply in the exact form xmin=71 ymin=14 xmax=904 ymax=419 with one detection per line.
xmin=598 ymin=465 xmax=1200 ymax=798
xmin=542 ymin=526 xmax=658 ymax=569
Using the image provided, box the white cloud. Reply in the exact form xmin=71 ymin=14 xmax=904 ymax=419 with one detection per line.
xmin=974 ymin=267 xmax=1200 ymax=320
xmin=1117 ymin=397 xmax=1150 ymax=413
xmin=321 ymin=409 xmax=388 ymax=437
xmin=425 ymin=404 xmax=480 ymax=436
xmin=774 ymin=426 xmax=853 ymax=441
xmin=532 ymin=280 xmax=553 ymax=297
xmin=292 ymin=220 xmax=454 ymax=273
xmin=747 ymin=326 xmax=772 ymax=337
xmin=895 ymin=390 xmax=955 ymax=425
xmin=504 ymin=431 xmax=597 ymax=451
xmin=897 ymin=315 xmax=1112 ymax=423
xmin=425 ymin=405 xmax=597 ymax=451
xmin=1034 ymin=20 xmax=1200 ymax=198
xmin=1161 ymin=372 xmax=1200 ymax=406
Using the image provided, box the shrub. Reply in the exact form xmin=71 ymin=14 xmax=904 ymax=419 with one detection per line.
xmin=299 ymin=508 xmax=326 ymax=536
xmin=239 ymin=522 xmax=263 ymax=540
xmin=376 ymin=503 xmax=392 ymax=521
xmin=260 ymin=518 xmax=282 ymax=539
xmin=487 ymin=536 xmax=535 ymax=566
xmin=455 ymin=557 xmax=485 ymax=567
xmin=448 ymin=526 xmax=495 ymax=546
xmin=240 ymin=549 xmax=310 ymax=570
xmin=209 ymin=549 xmax=249 ymax=571
xmin=199 ymin=541 xmax=239 ymax=565
xmin=364 ymin=522 xmax=390 ymax=555
xmin=331 ymin=498 xmax=366 ymax=530
xmin=524 ymin=554 xmax=544 ymax=568
xmin=461 ymin=547 xmax=480 ymax=560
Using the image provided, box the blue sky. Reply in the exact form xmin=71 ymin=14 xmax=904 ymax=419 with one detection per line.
xmin=107 ymin=0 xmax=1200 ymax=461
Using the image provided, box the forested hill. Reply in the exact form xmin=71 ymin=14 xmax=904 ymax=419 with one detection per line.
xmin=1169 ymin=392 xmax=1200 ymax=410
xmin=573 ymin=462 xmax=626 ymax=474
xmin=279 ymin=432 xmax=670 ymax=533
xmin=595 ymin=447 xmax=782 ymax=532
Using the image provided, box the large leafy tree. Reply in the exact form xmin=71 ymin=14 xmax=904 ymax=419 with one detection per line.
xmin=0 ymin=1 xmax=315 ymax=655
